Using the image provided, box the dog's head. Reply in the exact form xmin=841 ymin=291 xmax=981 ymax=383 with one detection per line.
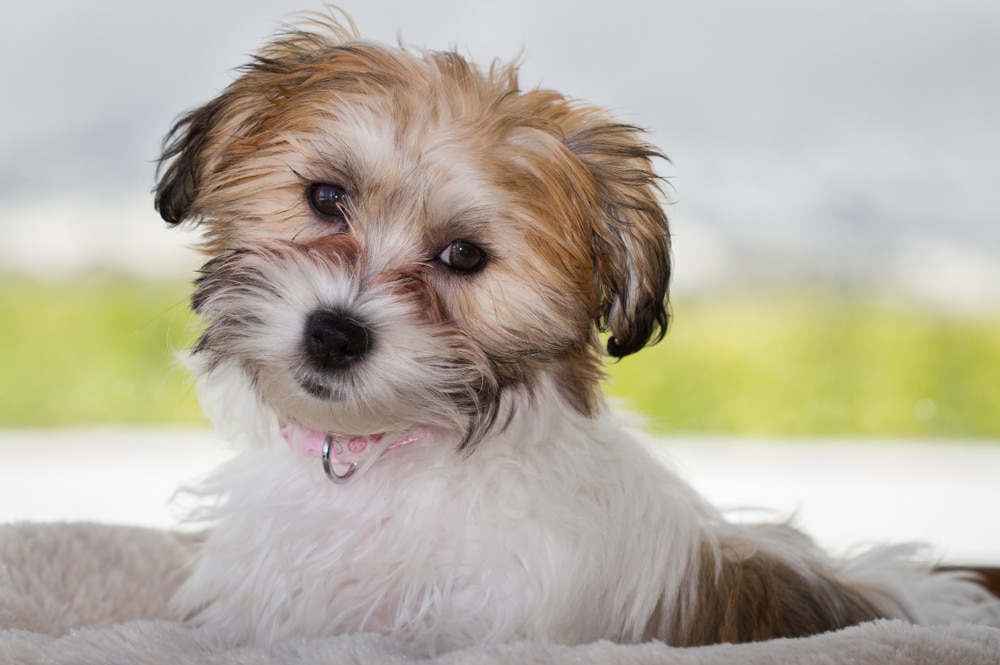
xmin=156 ymin=15 xmax=670 ymax=445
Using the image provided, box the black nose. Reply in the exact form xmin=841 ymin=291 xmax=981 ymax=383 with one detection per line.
xmin=303 ymin=310 xmax=372 ymax=369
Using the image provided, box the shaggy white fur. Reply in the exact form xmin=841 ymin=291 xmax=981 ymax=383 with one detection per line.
xmin=172 ymin=376 xmax=711 ymax=650
xmin=171 ymin=372 xmax=1000 ymax=654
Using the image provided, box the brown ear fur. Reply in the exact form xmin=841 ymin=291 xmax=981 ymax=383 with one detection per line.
xmin=154 ymin=98 xmax=227 ymax=225
xmin=563 ymin=122 xmax=672 ymax=358
xmin=154 ymin=16 xmax=362 ymax=226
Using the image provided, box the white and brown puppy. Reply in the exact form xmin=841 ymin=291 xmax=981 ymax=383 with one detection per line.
xmin=155 ymin=13 xmax=1000 ymax=655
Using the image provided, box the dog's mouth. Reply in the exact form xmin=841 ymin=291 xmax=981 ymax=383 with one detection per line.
xmin=279 ymin=421 xmax=433 ymax=483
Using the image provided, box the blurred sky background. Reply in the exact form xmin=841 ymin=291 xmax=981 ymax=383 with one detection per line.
xmin=1 ymin=0 xmax=999 ymax=310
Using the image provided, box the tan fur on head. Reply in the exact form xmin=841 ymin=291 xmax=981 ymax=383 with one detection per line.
xmin=155 ymin=14 xmax=670 ymax=370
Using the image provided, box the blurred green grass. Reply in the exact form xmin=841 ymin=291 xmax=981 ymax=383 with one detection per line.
xmin=2 ymin=276 xmax=998 ymax=437
xmin=0 ymin=276 xmax=204 ymax=426
xmin=606 ymin=292 xmax=1000 ymax=437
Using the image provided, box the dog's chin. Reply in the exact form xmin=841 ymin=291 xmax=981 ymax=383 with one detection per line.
xmin=295 ymin=370 xmax=352 ymax=403
xmin=271 ymin=392 xmax=425 ymax=438
xmin=253 ymin=372 xmax=455 ymax=439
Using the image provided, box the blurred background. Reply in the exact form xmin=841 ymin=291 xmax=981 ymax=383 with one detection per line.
xmin=2 ymin=0 xmax=999 ymax=437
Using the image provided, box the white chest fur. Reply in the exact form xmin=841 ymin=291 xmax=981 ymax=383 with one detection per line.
xmin=171 ymin=401 xmax=710 ymax=654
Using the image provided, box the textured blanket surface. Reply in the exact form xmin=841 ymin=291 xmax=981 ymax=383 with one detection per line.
xmin=4 ymin=619 xmax=999 ymax=665
xmin=2 ymin=523 xmax=998 ymax=665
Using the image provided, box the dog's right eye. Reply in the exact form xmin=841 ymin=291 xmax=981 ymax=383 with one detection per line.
xmin=308 ymin=183 xmax=348 ymax=224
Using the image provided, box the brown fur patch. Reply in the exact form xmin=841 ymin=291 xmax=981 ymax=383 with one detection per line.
xmin=303 ymin=234 xmax=364 ymax=269
xmin=550 ymin=350 xmax=604 ymax=416
xmin=660 ymin=538 xmax=884 ymax=646
xmin=375 ymin=267 xmax=447 ymax=326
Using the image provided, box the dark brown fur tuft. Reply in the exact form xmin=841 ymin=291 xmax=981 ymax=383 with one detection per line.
xmin=665 ymin=538 xmax=884 ymax=646
xmin=563 ymin=123 xmax=672 ymax=358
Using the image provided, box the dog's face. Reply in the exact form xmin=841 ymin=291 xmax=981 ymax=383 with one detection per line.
xmin=156 ymin=17 xmax=670 ymax=444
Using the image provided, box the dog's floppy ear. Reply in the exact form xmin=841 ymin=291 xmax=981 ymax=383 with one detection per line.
xmin=154 ymin=16 xmax=362 ymax=226
xmin=154 ymin=49 xmax=292 ymax=226
xmin=154 ymin=97 xmax=232 ymax=225
xmin=564 ymin=121 xmax=672 ymax=358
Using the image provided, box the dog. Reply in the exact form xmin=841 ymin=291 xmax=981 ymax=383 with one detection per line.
xmin=154 ymin=11 xmax=1000 ymax=655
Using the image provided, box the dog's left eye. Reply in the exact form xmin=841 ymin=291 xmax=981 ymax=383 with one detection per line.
xmin=438 ymin=241 xmax=486 ymax=273
xmin=308 ymin=183 xmax=348 ymax=224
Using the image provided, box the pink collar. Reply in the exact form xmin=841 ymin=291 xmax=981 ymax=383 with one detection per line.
xmin=280 ymin=423 xmax=430 ymax=484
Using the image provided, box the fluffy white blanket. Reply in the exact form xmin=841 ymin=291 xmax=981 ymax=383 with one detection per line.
xmin=2 ymin=523 xmax=998 ymax=665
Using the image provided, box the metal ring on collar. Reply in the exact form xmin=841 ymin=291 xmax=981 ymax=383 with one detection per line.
xmin=322 ymin=434 xmax=358 ymax=484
